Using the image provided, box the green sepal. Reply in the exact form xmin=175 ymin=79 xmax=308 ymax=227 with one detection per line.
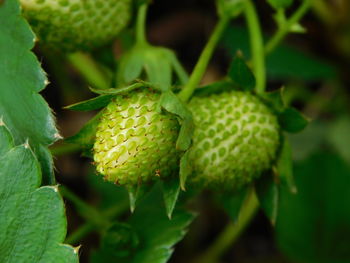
xmin=160 ymin=90 xmax=194 ymax=151
xmin=259 ymin=87 xmax=285 ymax=113
xmin=217 ymin=0 xmax=245 ymax=18
xmin=89 ymin=81 xmax=148 ymax=95
xmin=193 ymin=80 xmax=236 ymax=97
xmin=161 ymin=176 xmax=181 ymax=219
xmin=276 ymin=135 xmax=297 ymax=193
xmin=65 ymin=110 xmax=104 ymax=155
xmin=278 ymin=107 xmax=309 ymax=133
xmin=215 ymin=186 xmax=249 ymax=222
xmin=117 ymin=44 xmax=188 ymax=88
xmin=228 ymin=53 xmax=256 ymax=91
xmin=179 ymin=150 xmax=192 ymax=190
xmin=255 ymin=171 xmax=279 ymax=225
xmin=64 ymin=94 xmax=115 ymax=111
xmin=127 ymin=183 xmax=153 ymax=213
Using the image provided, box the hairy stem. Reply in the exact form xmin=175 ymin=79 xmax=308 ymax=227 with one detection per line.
xmin=193 ymin=189 xmax=259 ymax=263
xmin=265 ymin=0 xmax=311 ymax=55
xmin=178 ymin=16 xmax=230 ymax=102
xmin=67 ymin=52 xmax=110 ymax=90
xmin=243 ymin=0 xmax=266 ymax=94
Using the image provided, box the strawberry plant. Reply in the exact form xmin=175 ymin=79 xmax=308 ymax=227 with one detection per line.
xmin=2 ymin=0 xmax=350 ymax=262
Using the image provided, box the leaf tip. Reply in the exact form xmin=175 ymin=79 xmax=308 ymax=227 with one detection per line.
xmin=0 ymin=116 xmax=4 ymax=126
xmin=74 ymin=245 xmax=81 ymax=254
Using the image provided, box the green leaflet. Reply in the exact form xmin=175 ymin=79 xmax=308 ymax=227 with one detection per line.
xmin=0 ymin=0 xmax=58 ymax=184
xmin=0 ymin=124 xmax=78 ymax=263
xmin=222 ymin=25 xmax=337 ymax=81
xmin=228 ymin=53 xmax=256 ymax=91
xmin=276 ymin=153 xmax=350 ymax=263
xmin=91 ymin=185 xmax=195 ymax=263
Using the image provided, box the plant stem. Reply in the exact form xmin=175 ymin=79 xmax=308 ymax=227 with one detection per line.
xmin=265 ymin=0 xmax=311 ymax=55
xmin=136 ymin=3 xmax=149 ymax=45
xmin=178 ymin=16 xmax=230 ymax=102
xmin=50 ymin=143 xmax=81 ymax=156
xmin=60 ymin=186 xmax=106 ymax=226
xmin=243 ymin=0 xmax=266 ymax=94
xmin=192 ymin=189 xmax=259 ymax=263
xmin=67 ymin=52 xmax=110 ymax=90
xmin=65 ymin=223 xmax=96 ymax=245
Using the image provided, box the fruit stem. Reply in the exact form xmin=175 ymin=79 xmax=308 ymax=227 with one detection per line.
xmin=265 ymin=0 xmax=311 ymax=55
xmin=136 ymin=3 xmax=149 ymax=46
xmin=243 ymin=0 xmax=266 ymax=94
xmin=192 ymin=188 xmax=259 ymax=263
xmin=178 ymin=16 xmax=230 ymax=103
xmin=67 ymin=52 xmax=111 ymax=90
xmin=50 ymin=143 xmax=81 ymax=156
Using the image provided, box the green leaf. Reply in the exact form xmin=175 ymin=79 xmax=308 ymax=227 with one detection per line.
xmin=267 ymin=0 xmax=293 ymax=9
xmin=64 ymin=94 xmax=115 ymax=111
xmin=92 ymin=185 xmax=195 ymax=263
xmin=160 ymin=91 xmax=194 ymax=151
xmin=288 ymin=120 xmax=328 ymax=161
xmin=278 ymin=107 xmax=309 ymax=133
xmin=161 ymin=176 xmax=181 ymax=219
xmin=276 ymin=153 xmax=350 ymax=263
xmin=228 ymin=54 xmax=256 ymax=91
xmin=328 ymin=116 xmax=350 ymax=164
xmin=215 ymin=187 xmax=249 ymax=222
xmin=0 ymin=124 xmax=78 ymax=263
xmin=222 ymin=26 xmax=337 ymax=81
xmin=0 ymin=0 xmax=58 ymax=184
xmin=276 ymin=135 xmax=297 ymax=193
xmin=255 ymin=172 xmax=279 ymax=225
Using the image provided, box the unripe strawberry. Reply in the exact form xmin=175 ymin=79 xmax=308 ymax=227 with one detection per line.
xmin=188 ymin=91 xmax=280 ymax=189
xmin=93 ymin=88 xmax=180 ymax=186
xmin=20 ymin=0 xmax=132 ymax=51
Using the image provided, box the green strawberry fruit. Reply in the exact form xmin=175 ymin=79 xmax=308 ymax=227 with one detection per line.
xmin=188 ymin=90 xmax=280 ymax=189
xmin=93 ymin=88 xmax=180 ymax=186
xmin=20 ymin=0 xmax=132 ymax=51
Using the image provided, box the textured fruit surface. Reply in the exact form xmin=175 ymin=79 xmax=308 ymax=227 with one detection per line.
xmin=20 ymin=0 xmax=132 ymax=51
xmin=93 ymin=89 xmax=180 ymax=186
xmin=188 ymin=91 xmax=280 ymax=189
